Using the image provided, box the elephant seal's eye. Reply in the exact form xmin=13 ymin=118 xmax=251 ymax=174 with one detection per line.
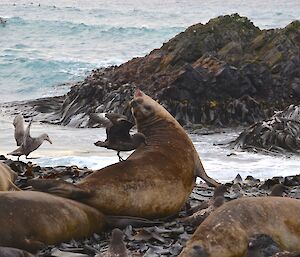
xmin=136 ymin=98 xmax=144 ymax=104
xmin=144 ymin=105 xmax=151 ymax=111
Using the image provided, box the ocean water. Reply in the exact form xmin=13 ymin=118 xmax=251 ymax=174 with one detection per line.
xmin=0 ymin=0 xmax=300 ymax=180
xmin=0 ymin=0 xmax=299 ymax=102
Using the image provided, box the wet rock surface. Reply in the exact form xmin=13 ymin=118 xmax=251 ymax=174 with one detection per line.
xmin=2 ymin=156 xmax=300 ymax=256
xmin=1 ymin=14 xmax=299 ymax=128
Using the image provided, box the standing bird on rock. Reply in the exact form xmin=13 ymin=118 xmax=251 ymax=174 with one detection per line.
xmin=91 ymin=113 xmax=147 ymax=161
xmin=8 ymin=116 xmax=52 ymax=160
xmin=96 ymin=228 xmax=130 ymax=257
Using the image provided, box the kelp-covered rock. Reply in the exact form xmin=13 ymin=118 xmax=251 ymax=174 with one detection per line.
xmin=232 ymin=104 xmax=300 ymax=154
xmin=1 ymin=14 xmax=300 ymax=127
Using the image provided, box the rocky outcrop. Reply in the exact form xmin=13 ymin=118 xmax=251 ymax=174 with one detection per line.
xmin=232 ymin=104 xmax=300 ymax=154
xmin=1 ymin=14 xmax=299 ymax=127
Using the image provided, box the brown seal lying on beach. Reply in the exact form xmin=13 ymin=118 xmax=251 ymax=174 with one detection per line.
xmin=0 ymin=162 xmax=20 ymax=191
xmin=0 ymin=191 xmax=105 ymax=252
xmin=179 ymin=197 xmax=300 ymax=257
xmin=29 ymin=90 xmax=219 ymax=219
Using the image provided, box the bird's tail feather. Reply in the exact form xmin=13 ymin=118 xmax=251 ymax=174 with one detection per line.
xmin=94 ymin=140 xmax=107 ymax=147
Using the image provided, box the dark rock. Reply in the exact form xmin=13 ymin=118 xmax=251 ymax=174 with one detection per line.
xmin=0 ymin=155 xmax=7 ymax=160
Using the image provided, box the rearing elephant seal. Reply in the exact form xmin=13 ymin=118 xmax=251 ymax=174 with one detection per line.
xmin=30 ymin=90 xmax=219 ymax=218
xmin=179 ymin=197 xmax=300 ymax=257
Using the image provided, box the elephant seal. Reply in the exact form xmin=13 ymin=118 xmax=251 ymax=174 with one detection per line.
xmin=179 ymin=197 xmax=300 ymax=257
xmin=30 ymin=90 xmax=219 ymax=219
xmin=0 ymin=162 xmax=20 ymax=191
xmin=0 ymin=191 xmax=105 ymax=252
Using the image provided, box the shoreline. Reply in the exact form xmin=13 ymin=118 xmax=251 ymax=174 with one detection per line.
xmin=0 ymin=113 xmax=299 ymax=183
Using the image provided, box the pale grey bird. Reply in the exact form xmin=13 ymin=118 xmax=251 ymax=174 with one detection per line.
xmin=8 ymin=119 xmax=52 ymax=160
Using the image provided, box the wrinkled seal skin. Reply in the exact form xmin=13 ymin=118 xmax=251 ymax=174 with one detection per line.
xmin=0 ymin=191 xmax=106 ymax=252
xmin=0 ymin=162 xmax=20 ymax=191
xmin=179 ymin=197 xmax=300 ymax=257
xmin=31 ymin=91 xmax=219 ymax=219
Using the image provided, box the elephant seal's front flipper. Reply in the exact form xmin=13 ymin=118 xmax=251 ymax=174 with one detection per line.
xmin=28 ymin=179 xmax=94 ymax=199
xmin=22 ymin=238 xmax=45 ymax=253
xmin=106 ymin=215 xmax=163 ymax=229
